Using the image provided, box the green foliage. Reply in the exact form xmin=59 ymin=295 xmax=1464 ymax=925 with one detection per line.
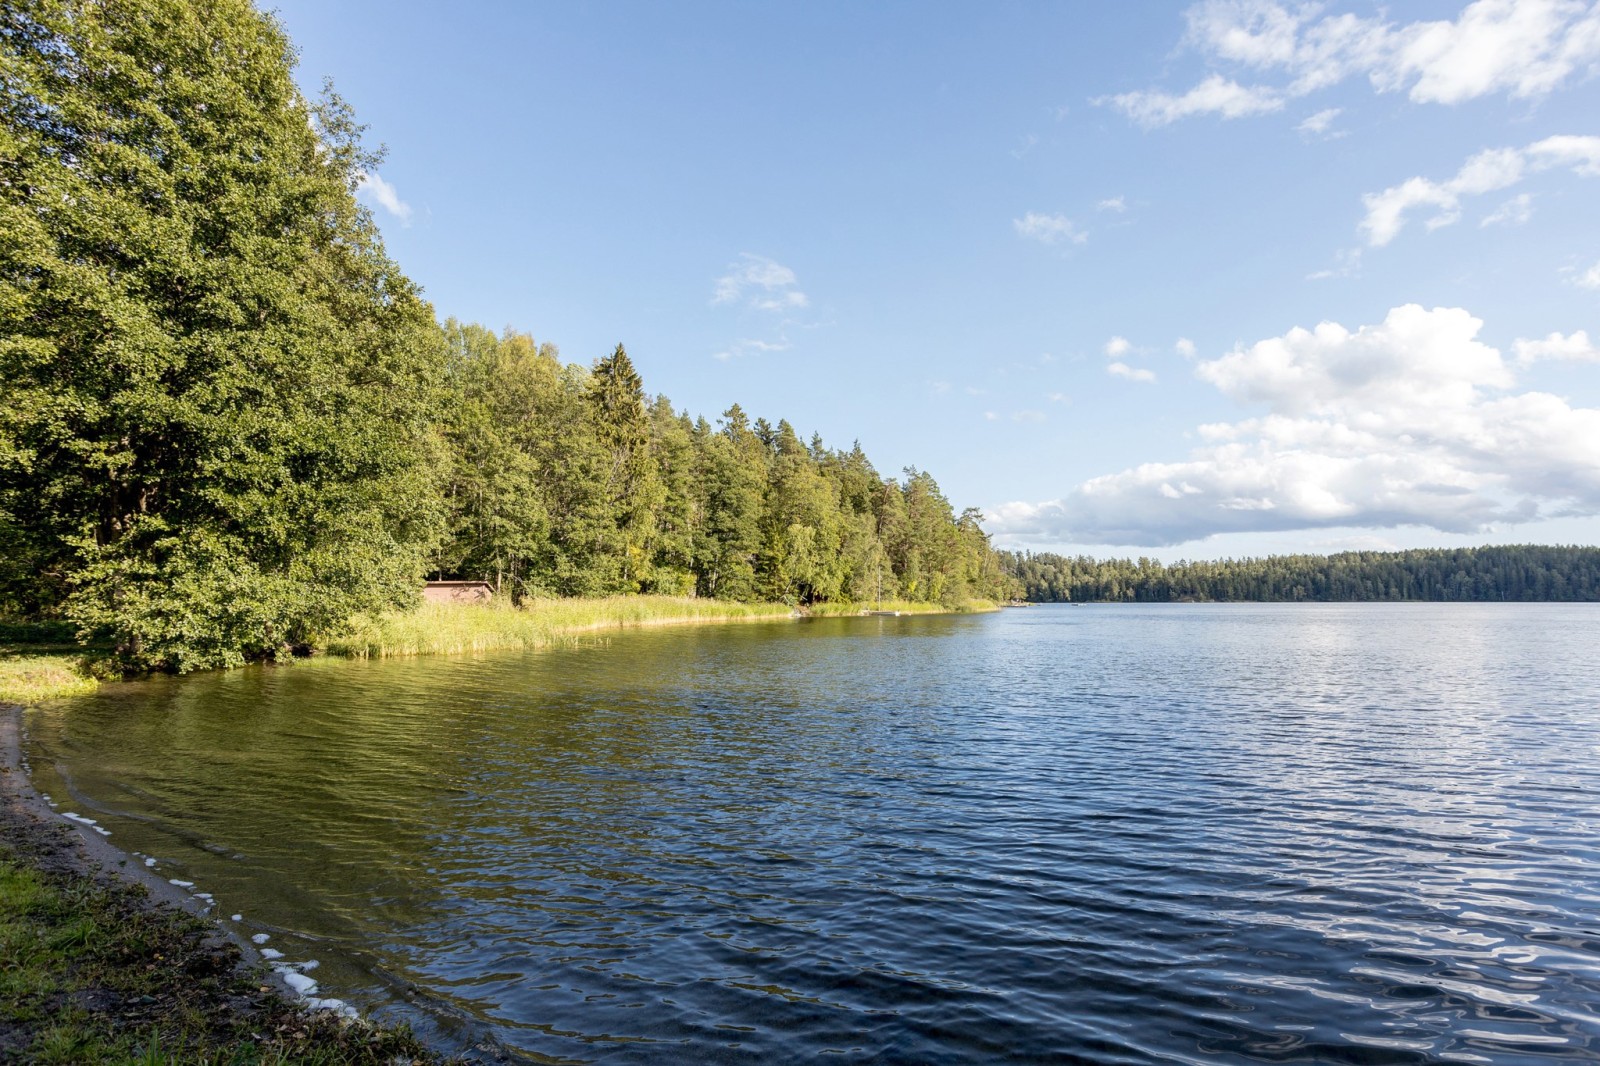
xmin=1 ymin=0 xmax=445 ymax=670
xmin=427 ymin=335 xmax=1018 ymax=611
xmin=1005 ymin=545 xmax=1600 ymax=602
xmin=0 ymin=0 xmax=1013 ymax=672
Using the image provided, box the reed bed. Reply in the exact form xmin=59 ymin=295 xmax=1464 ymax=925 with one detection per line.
xmin=323 ymin=596 xmax=797 ymax=660
xmin=805 ymin=599 xmax=999 ymax=617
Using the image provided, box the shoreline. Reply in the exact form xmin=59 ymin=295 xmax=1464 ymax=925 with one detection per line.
xmin=0 ymin=598 xmax=993 ymax=1059
xmin=2 ymin=595 xmax=997 ymax=702
xmin=0 ymin=702 xmax=465 ymax=1063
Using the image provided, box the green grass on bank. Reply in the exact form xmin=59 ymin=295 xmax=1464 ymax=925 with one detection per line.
xmin=0 ymin=623 xmax=106 ymax=705
xmin=0 ymin=594 xmax=997 ymax=698
xmin=0 ymin=655 xmax=99 ymax=706
xmin=323 ymin=596 xmax=797 ymax=659
xmin=805 ymin=599 xmax=1000 ymax=617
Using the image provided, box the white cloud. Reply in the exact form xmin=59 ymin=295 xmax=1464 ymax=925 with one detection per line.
xmin=1108 ymin=361 xmax=1158 ymax=383
xmin=986 ymin=304 xmax=1600 ymax=546
xmin=1104 ymin=335 xmax=1132 ymax=357
xmin=929 ymin=380 xmax=953 ymax=394
xmin=1047 ymin=391 xmax=1069 ymax=403
xmin=1012 ymin=133 xmax=1040 ymax=159
xmin=1359 ymin=135 xmax=1600 ymax=246
xmin=1481 ymin=192 xmax=1535 ymax=227
xmin=1175 ymin=337 xmax=1198 ymax=358
xmin=1097 ymin=196 xmax=1128 ymax=212
xmin=1296 ymin=106 xmax=1344 ymax=137
xmin=1514 ymin=329 xmax=1600 ymax=363
xmin=712 ymin=337 xmax=792 ymax=361
xmin=1014 ymin=212 xmax=1086 ymax=245
xmin=1571 ymin=259 xmax=1600 ymax=288
xmin=356 ymin=171 xmax=412 ymax=224
xmin=1106 ymin=0 xmax=1600 ymax=127
xmin=1307 ymin=247 xmax=1363 ymax=281
xmin=712 ymin=254 xmax=809 ymax=311
xmin=1101 ymin=74 xmax=1284 ymax=127
xmin=1012 ymin=409 xmax=1047 ymax=423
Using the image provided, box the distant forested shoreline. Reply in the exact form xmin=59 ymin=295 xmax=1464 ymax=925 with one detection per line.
xmin=1005 ymin=546 xmax=1600 ymax=603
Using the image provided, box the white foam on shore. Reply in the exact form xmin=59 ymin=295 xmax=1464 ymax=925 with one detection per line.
xmin=231 ymin=913 xmax=243 ymax=922
xmin=260 ymin=947 xmax=284 ymax=960
xmin=194 ymin=892 xmax=213 ymax=901
xmin=168 ymin=879 xmax=194 ymax=888
xmin=279 ymin=969 xmax=319 ymax=996
xmin=144 ymin=857 xmax=157 ymax=867
xmin=299 ymin=959 xmax=319 ymax=971
xmin=271 ymin=961 xmax=357 ymax=1018
xmin=251 ymin=933 xmax=270 ymax=945
xmin=61 ymin=812 xmax=96 ymax=826
xmin=305 ymin=996 xmax=359 ymax=1019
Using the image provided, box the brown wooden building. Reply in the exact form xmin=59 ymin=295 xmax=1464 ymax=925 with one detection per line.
xmin=423 ymin=581 xmax=494 ymax=604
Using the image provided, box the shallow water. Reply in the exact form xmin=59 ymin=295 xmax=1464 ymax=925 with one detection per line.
xmin=24 ymin=604 xmax=1600 ymax=1063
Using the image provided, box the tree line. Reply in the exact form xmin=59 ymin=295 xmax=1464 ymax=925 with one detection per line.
xmin=1005 ymin=546 xmax=1600 ymax=603
xmin=431 ymin=323 xmax=1011 ymax=609
xmin=0 ymin=0 xmax=1012 ymax=673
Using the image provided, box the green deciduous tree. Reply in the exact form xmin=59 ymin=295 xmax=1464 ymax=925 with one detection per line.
xmin=0 ymin=0 xmax=445 ymax=669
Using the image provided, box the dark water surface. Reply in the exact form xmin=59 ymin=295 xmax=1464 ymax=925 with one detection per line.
xmin=24 ymin=604 xmax=1600 ymax=1064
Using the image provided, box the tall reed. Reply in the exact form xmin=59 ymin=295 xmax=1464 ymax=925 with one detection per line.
xmin=323 ymin=596 xmax=797 ymax=660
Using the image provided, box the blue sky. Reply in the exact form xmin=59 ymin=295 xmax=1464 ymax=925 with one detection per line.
xmin=270 ymin=0 xmax=1600 ymax=560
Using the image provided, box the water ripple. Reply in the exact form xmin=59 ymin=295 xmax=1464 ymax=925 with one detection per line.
xmin=23 ymin=603 xmax=1600 ymax=1063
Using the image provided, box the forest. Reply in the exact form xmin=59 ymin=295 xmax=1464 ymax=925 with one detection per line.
xmin=5 ymin=2 xmax=1597 ymax=678
xmin=1005 ymin=546 xmax=1600 ymax=603
xmin=0 ymin=0 xmax=1012 ymax=673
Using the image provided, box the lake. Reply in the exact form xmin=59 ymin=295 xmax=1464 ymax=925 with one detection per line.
xmin=23 ymin=604 xmax=1600 ymax=1064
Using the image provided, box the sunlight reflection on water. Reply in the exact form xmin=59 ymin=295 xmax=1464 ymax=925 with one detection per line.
xmin=25 ymin=603 xmax=1600 ymax=1063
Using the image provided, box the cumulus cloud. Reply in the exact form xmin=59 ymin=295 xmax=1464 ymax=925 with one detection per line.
xmin=1097 ymin=196 xmax=1128 ymax=212
xmin=1360 ymin=135 xmax=1600 ymax=246
xmin=1175 ymin=337 xmax=1198 ymax=358
xmin=986 ymin=304 xmax=1600 ymax=546
xmin=356 ymin=171 xmax=412 ymax=224
xmin=1296 ymin=106 xmax=1344 ymax=137
xmin=712 ymin=254 xmax=809 ymax=311
xmin=1571 ymin=258 xmax=1600 ymax=288
xmin=1101 ymin=74 xmax=1284 ymax=127
xmin=1514 ymin=329 xmax=1600 ymax=363
xmin=1108 ymin=362 xmax=1158 ymax=383
xmin=1103 ymin=0 xmax=1600 ymax=127
xmin=1014 ymin=212 xmax=1087 ymax=245
xmin=1481 ymin=192 xmax=1535 ymax=227
xmin=1104 ymin=335 xmax=1132 ymax=357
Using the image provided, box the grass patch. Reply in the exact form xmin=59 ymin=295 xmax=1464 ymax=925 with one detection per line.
xmin=0 ymin=653 xmax=99 ymax=706
xmin=805 ymin=599 xmax=1000 ymax=617
xmin=0 ymin=622 xmax=109 ymax=706
xmin=0 ymin=849 xmax=441 ymax=1064
xmin=323 ymin=596 xmax=797 ymax=659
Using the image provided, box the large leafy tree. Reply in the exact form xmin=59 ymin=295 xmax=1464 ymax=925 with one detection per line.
xmin=0 ymin=0 xmax=445 ymax=669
